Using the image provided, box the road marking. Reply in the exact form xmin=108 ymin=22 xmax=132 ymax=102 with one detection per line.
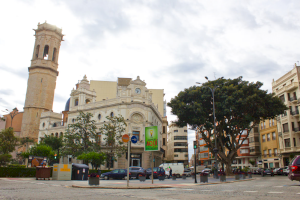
xmin=297 ymin=193 xmax=300 ymax=194
xmin=273 ymin=186 xmax=283 ymax=188
xmin=200 ymin=190 xmax=213 ymax=192
xmin=51 ymin=185 xmax=61 ymax=187
xmin=222 ymin=190 xmax=234 ymax=192
xmin=244 ymin=191 xmax=257 ymax=193
xmin=268 ymin=192 xmax=283 ymax=194
xmin=36 ymin=183 xmax=44 ymax=184
xmin=182 ymin=189 xmax=194 ymax=191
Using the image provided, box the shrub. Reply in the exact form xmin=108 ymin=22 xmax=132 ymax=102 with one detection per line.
xmin=0 ymin=167 xmax=53 ymax=177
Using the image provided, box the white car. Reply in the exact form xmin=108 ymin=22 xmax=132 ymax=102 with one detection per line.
xmin=184 ymin=168 xmax=192 ymax=177
xmin=283 ymin=166 xmax=289 ymax=176
xmin=273 ymin=168 xmax=281 ymax=175
xmin=202 ymin=168 xmax=212 ymax=173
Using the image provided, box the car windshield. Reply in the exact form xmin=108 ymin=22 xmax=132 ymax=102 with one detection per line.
xmin=130 ymin=168 xmax=140 ymax=170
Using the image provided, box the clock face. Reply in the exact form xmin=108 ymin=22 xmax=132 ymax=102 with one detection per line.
xmin=135 ymin=88 xmax=141 ymax=94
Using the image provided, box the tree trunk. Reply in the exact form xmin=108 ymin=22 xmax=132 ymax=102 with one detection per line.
xmin=225 ymin=161 xmax=233 ymax=175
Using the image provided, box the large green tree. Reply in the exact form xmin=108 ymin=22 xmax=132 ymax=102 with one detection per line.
xmin=168 ymin=76 xmax=287 ymax=174
xmin=41 ymin=135 xmax=63 ymax=161
xmin=62 ymin=112 xmax=99 ymax=159
xmin=21 ymin=144 xmax=55 ymax=160
xmin=99 ymin=115 xmax=127 ymax=170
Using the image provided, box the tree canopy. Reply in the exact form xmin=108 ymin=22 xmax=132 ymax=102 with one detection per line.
xmin=99 ymin=115 xmax=127 ymax=170
xmin=21 ymin=144 xmax=54 ymax=159
xmin=62 ymin=111 xmax=99 ymax=157
xmin=77 ymin=152 xmax=106 ymax=170
xmin=168 ymin=76 xmax=287 ymax=174
xmin=0 ymin=128 xmax=19 ymax=154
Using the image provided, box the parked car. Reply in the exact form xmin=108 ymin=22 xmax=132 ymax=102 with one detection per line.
xmin=255 ymin=168 xmax=263 ymax=175
xmin=100 ymin=169 xmax=130 ymax=180
xmin=276 ymin=168 xmax=283 ymax=175
xmin=184 ymin=168 xmax=192 ymax=177
xmin=273 ymin=168 xmax=282 ymax=175
xmin=288 ymin=155 xmax=300 ymax=181
xmin=129 ymin=167 xmax=146 ymax=179
xmin=283 ymin=166 xmax=290 ymax=176
xmin=261 ymin=168 xmax=274 ymax=176
xmin=202 ymin=168 xmax=212 ymax=174
xmin=146 ymin=167 xmax=165 ymax=179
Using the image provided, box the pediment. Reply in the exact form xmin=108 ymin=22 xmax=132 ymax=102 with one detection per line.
xmin=130 ymin=76 xmax=146 ymax=86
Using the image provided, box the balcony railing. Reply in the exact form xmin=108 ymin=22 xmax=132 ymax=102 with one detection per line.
xmin=267 ymin=138 xmax=270 ymax=141
xmin=290 ymin=110 xmax=299 ymax=116
xmin=274 ymin=153 xmax=278 ymax=157
xmin=289 ymin=96 xmax=297 ymax=102
xmin=264 ymin=154 xmax=267 ymax=158
xmin=262 ymin=139 xmax=266 ymax=142
xmin=283 ymin=129 xmax=289 ymax=133
xmin=269 ymin=153 xmax=272 ymax=157
xmin=293 ymin=127 xmax=300 ymax=132
xmin=278 ymin=132 xmax=282 ymax=137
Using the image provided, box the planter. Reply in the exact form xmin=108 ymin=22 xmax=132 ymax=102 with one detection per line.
xmin=235 ymin=174 xmax=240 ymax=180
xmin=139 ymin=176 xmax=146 ymax=182
xmin=182 ymin=174 xmax=187 ymax=180
xmin=158 ymin=175 xmax=165 ymax=181
xmin=200 ymin=175 xmax=208 ymax=183
xmin=220 ymin=175 xmax=226 ymax=182
xmin=172 ymin=175 xmax=176 ymax=180
xmin=248 ymin=173 xmax=252 ymax=178
xmin=88 ymin=177 xmax=99 ymax=186
xmin=242 ymin=174 xmax=246 ymax=179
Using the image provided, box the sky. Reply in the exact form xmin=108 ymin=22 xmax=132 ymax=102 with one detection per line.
xmin=1 ymin=0 xmax=300 ymax=160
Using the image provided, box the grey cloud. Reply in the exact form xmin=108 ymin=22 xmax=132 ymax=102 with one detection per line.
xmin=0 ymin=65 xmax=28 ymax=79
xmin=230 ymin=6 xmax=260 ymax=29
xmin=0 ymin=89 xmax=13 ymax=96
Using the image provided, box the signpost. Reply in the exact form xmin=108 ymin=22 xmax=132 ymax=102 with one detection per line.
xmin=145 ymin=126 xmax=158 ymax=184
xmin=123 ymin=134 xmax=130 ymax=188
xmin=122 ymin=134 xmax=129 ymax=143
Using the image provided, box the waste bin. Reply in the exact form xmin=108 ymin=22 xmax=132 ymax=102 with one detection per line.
xmin=72 ymin=163 xmax=89 ymax=180
xmin=36 ymin=166 xmax=51 ymax=180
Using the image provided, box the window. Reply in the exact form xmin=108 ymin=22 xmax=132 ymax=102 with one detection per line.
xmin=174 ymin=148 xmax=188 ymax=152
xmin=200 ymin=146 xmax=208 ymax=152
xmin=274 ymin=148 xmax=278 ymax=156
xmin=35 ymin=45 xmax=40 ymax=58
xmin=174 ymin=130 xmax=178 ymax=132
xmin=272 ymin=132 xmax=276 ymax=140
xmin=174 ymin=155 xmax=178 ymax=157
xmin=55 ymin=133 xmax=58 ymax=138
xmin=199 ymin=140 xmax=205 ymax=145
xmin=264 ymin=122 xmax=266 ymax=129
xmin=52 ymin=48 xmax=57 ymax=61
xmin=59 ymin=132 xmax=63 ymax=137
xmin=174 ymin=142 xmax=187 ymax=146
xmin=264 ymin=150 xmax=267 ymax=157
xmin=185 ymin=155 xmax=188 ymax=157
xmin=110 ymin=112 xmax=114 ymax=117
xmin=75 ymin=99 xmax=78 ymax=106
xmin=283 ymin=123 xmax=289 ymax=132
xmin=174 ymin=136 xmax=187 ymax=140
xmin=261 ymin=122 xmax=263 ymax=130
xmin=51 ymin=133 xmax=54 ymax=136
xmin=98 ymin=114 xmax=101 ymax=120
xmin=239 ymin=139 xmax=248 ymax=144
xmin=279 ymin=95 xmax=285 ymax=102
xmin=293 ymin=138 xmax=296 ymax=147
xmin=262 ymin=135 xmax=266 ymax=142
xmin=53 ymin=123 xmax=57 ymax=127
xmin=42 ymin=122 xmax=45 ymax=128
xmin=132 ymin=131 xmax=139 ymax=141
xmin=43 ymin=45 xmax=49 ymax=60
xmin=240 ymin=149 xmax=249 ymax=154
xmin=272 ymin=119 xmax=275 ymax=126
xmin=163 ymin=138 xmax=165 ymax=146
xmin=267 ymin=133 xmax=270 ymax=141
xmin=106 ymin=158 xmax=114 ymax=168
xmin=163 ymin=126 xmax=166 ymax=133
xmin=86 ymin=99 xmax=90 ymax=104
xmin=284 ymin=138 xmax=291 ymax=147
xmin=268 ymin=149 xmax=272 ymax=157
xmin=269 ymin=120 xmax=271 ymax=127
xmin=184 ymin=130 xmax=187 ymax=132
xmin=96 ymin=133 xmax=101 ymax=145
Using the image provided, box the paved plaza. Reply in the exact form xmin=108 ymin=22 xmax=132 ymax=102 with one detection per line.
xmin=0 ymin=175 xmax=299 ymax=199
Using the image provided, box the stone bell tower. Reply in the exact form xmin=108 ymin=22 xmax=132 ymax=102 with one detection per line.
xmin=21 ymin=22 xmax=64 ymax=140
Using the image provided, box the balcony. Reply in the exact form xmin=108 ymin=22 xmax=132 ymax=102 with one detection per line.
xmin=278 ymin=132 xmax=282 ymax=137
xmin=264 ymin=154 xmax=267 ymax=158
xmin=286 ymin=82 xmax=298 ymax=92
xmin=290 ymin=110 xmax=299 ymax=117
xmin=289 ymin=96 xmax=298 ymax=103
xmin=294 ymin=127 xmax=300 ymax=133
xmin=269 ymin=153 xmax=272 ymax=157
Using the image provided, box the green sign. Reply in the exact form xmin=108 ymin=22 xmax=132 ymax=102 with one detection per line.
xmin=145 ymin=126 xmax=159 ymax=151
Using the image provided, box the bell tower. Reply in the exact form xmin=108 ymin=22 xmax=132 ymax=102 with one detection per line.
xmin=21 ymin=22 xmax=64 ymax=139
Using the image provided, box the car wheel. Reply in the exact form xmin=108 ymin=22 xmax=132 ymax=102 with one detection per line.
xmin=104 ymin=176 xmax=108 ymax=180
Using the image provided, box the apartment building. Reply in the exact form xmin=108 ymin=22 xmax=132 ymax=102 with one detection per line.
xmin=196 ymin=130 xmax=214 ymax=167
xmin=167 ymin=123 xmax=189 ymax=165
xmin=259 ymin=119 xmax=280 ymax=168
xmin=248 ymin=125 xmax=261 ymax=166
xmin=272 ymin=64 xmax=300 ymax=167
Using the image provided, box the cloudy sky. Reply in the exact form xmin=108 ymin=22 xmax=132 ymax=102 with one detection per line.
xmin=1 ymin=0 xmax=300 ymax=159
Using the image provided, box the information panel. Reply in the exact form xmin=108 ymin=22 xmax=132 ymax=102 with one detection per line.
xmin=145 ymin=126 xmax=159 ymax=151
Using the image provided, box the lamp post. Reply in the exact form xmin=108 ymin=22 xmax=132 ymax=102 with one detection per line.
xmin=196 ymin=79 xmax=219 ymax=179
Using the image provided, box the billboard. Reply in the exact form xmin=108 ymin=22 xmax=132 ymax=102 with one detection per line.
xmin=145 ymin=126 xmax=159 ymax=151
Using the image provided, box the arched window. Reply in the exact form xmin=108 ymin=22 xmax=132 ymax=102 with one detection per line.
xmin=43 ymin=45 xmax=49 ymax=60
xmin=66 ymin=117 xmax=68 ymax=123
xmin=72 ymin=118 xmax=75 ymax=123
xmin=42 ymin=122 xmax=45 ymax=128
xmin=36 ymin=45 xmax=40 ymax=59
xmin=59 ymin=132 xmax=63 ymax=137
xmin=98 ymin=114 xmax=101 ymax=120
xmin=52 ymin=48 xmax=57 ymax=61
xmin=75 ymin=99 xmax=79 ymax=106
xmin=55 ymin=133 xmax=58 ymax=138
xmin=86 ymin=99 xmax=90 ymax=104
xmin=53 ymin=123 xmax=57 ymax=127
xmin=110 ymin=112 xmax=114 ymax=117
xmin=51 ymin=133 xmax=54 ymax=136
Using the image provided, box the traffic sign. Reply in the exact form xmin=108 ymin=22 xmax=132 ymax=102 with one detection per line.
xmin=122 ymin=134 xmax=129 ymax=143
xmin=131 ymin=135 xmax=138 ymax=143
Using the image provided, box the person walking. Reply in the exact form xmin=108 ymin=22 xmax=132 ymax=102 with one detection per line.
xmin=170 ymin=167 xmax=172 ymax=179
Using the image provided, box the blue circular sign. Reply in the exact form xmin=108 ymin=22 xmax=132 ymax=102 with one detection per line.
xmin=131 ymin=136 xmax=138 ymax=143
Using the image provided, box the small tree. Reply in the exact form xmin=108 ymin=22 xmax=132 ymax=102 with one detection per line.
xmin=0 ymin=154 xmax=12 ymax=167
xmin=99 ymin=115 xmax=127 ymax=170
xmin=41 ymin=135 xmax=63 ymax=161
xmin=77 ymin=152 xmax=106 ymax=170
xmin=62 ymin=112 xmax=99 ymax=161
xmin=0 ymin=128 xmax=19 ymax=154
xmin=21 ymin=144 xmax=55 ymax=160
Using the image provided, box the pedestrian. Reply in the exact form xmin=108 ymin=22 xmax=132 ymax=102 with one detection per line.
xmin=170 ymin=167 xmax=172 ymax=179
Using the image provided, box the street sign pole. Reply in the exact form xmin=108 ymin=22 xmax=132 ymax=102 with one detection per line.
xmin=152 ymin=152 xmax=154 ymax=184
xmin=127 ymin=140 xmax=130 ymax=188
xmin=193 ymin=141 xmax=197 ymax=183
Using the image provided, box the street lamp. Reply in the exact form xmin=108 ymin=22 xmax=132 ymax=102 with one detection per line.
xmin=196 ymin=79 xmax=219 ymax=179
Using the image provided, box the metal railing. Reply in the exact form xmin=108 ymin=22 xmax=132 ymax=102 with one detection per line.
xmin=290 ymin=110 xmax=299 ymax=115
xmin=294 ymin=127 xmax=300 ymax=132
xmin=289 ymin=96 xmax=297 ymax=101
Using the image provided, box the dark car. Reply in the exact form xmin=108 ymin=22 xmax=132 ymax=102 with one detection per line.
xmin=288 ymin=155 xmax=300 ymax=181
xmin=261 ymin=168 xmax=274 ymax=176
xmin=146 ymin=167 xmax=165 ymax=179
xmin=100 ymin=169 xmax=130 ymax=180
xmin=275 ymin=168 xmax=283 ymax=175
xmin=129 ymin=167 xmax=146 ymax=179
xmin=255 ymin=168 xmax=263 ymax=175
